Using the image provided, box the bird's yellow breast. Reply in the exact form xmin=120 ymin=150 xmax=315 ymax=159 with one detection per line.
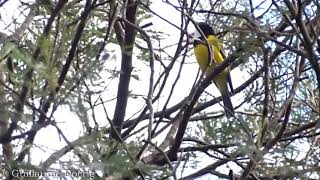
xmin=193 ymin=35 xmax=229 ymax=92
xmin=194 ymin=35 xmax=226 ymax=71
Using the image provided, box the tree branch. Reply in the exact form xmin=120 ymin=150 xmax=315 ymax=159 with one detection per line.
xmin=110 ymin=0 xmax=138 ymax=140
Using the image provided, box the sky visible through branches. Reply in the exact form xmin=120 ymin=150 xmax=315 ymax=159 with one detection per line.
xmin=0 ymin=0 xmax=319 ymax=179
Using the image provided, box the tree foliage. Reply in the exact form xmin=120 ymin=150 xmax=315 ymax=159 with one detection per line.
xmin=0 ymin=0 xmax=319 ymax=179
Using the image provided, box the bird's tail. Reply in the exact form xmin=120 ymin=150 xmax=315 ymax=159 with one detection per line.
xmin=222 ymin=92 xmax=234 ymax=118
xmin=214 ymin=74 xmax=234 ymax=118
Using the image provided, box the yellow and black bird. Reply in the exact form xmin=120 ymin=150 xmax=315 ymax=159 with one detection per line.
xmin=193 ymin=22 xmax=234 ymax=118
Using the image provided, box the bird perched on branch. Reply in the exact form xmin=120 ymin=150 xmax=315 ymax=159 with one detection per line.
xmin=192 ymin=22 xmax=234 ymax=118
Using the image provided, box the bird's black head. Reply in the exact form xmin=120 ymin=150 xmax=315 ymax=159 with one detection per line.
xmin=196 ymin=22 xmax=215 ymax=38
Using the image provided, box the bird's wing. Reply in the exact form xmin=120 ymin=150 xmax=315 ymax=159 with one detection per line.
xmin=220 ymin=48 xmax=227 ymax=59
